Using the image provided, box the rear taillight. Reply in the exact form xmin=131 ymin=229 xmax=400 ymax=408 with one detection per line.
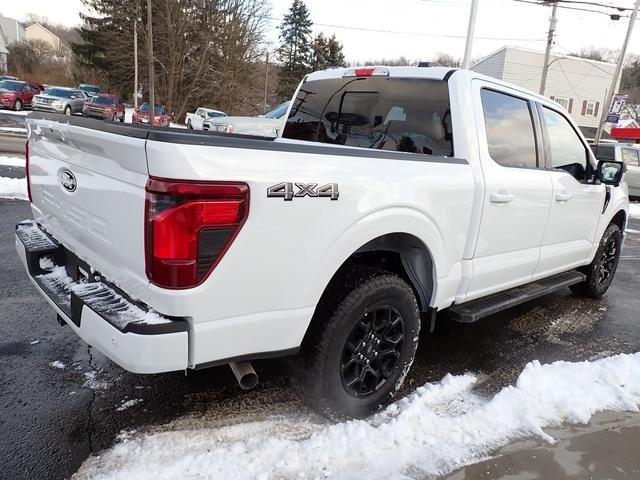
xmin=25 ymin=140 xmax=32 ymax=202
xmin=145 ymin=178 xmax=249 ymax=289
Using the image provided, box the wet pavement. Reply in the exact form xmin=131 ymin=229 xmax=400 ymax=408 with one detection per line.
xmin=1 ymin=196 xmax=640 ymax=480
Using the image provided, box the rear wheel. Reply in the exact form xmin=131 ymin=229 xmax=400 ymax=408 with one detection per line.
xmin=292 ymin=267 xmax=420 ymax=419
xmin=13 ymin=99 xmax=22 ymax=111
xmin=570 ymin=223 xmax=622 ymax=298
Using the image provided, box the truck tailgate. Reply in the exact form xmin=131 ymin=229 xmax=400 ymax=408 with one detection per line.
xmin=27 ymin=117 xmax=150 ymax=298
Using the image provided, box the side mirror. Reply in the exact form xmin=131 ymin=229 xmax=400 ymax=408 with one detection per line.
xmin=598 ymin=160 xmax=625 ymax=186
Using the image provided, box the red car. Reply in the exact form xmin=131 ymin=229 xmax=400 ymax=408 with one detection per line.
xmin=0 ymin=80 xmax=43 ymax=111
xmin=82 ymin=94 xmax=125 ymax=122
xmin=132 ymin=102 xmax=171 ymax=127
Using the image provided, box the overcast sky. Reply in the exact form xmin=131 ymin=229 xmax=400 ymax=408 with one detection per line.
xmin=2 ymin=0 xmax=640 ymax=63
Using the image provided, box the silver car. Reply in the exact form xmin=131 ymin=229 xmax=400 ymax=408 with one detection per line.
xmin=591 ymin=143 xmax=640 ymax=198
xmin=32 ymin=87 xmax=86 ymax=115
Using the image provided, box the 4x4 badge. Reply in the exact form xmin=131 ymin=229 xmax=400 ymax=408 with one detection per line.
xmin=267 ymin=182 xmax=339 ymax=201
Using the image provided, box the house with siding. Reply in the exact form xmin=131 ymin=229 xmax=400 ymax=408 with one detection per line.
xmin=471 ymin=46 xmax=617 ymax=139
xmin=0 ymin=15 xmax=26 ymax=44
xmin=25 ymin=22 xmax=62 ymax=51
xmin=0 ymin=27 xmax=8 ymax=73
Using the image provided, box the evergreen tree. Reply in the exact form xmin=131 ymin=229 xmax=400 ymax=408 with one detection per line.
xmin=277 ymin=0 xmax=313 ymax=100
xmin=311 ymin=33 xmax=346 ymax=71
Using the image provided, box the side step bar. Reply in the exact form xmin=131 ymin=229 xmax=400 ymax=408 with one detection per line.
xmin=449 ymin=270 xmax=586 ymax=323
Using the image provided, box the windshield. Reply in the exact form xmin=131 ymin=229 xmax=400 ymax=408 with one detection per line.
xmin=0 ymin=81 xmax=23 ymax=91
xmin=208 ymin=111 xmax=226 ymax=118
xmin=44 ymin=88 xmax=74 ymax=98
xmin=80 ymin=85 xmax=100 ymax=94
xmin=92 ymin=96 xmax=117 ymax=105
xmin=265 ymin=102 xmax=290 ymax=119
xmin=283 ymin=77 xmax=453 ymax=157
xmin=140 ymin=103 xmax=164 ymax=114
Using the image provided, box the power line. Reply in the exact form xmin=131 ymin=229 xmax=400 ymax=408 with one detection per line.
xmin=268 ymin=16 xmax=545 ymax=41
xmin=513 ymin=0 xmax=633 ymax=17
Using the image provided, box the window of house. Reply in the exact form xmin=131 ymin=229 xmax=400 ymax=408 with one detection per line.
xmin=480 ymin=89 xmax=538 ymax=168
xmin=554 ymin=97 xmax=570 ymax=110
xmin=585 ymin=101 xmax=596 ymax=116
xmin=542 ymin=107 xmax=588 ymax=180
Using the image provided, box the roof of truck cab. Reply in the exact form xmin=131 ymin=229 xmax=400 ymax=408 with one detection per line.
xmin=304 ymin=66 xmax=456 ymax=82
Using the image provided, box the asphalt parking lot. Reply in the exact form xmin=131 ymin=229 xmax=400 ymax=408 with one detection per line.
xmin=1 ymin=169 xmax=640 ymax=479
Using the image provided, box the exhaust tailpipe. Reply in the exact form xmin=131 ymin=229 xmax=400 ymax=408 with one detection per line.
xmin=229 ymin=361 xmax=258 ymax=390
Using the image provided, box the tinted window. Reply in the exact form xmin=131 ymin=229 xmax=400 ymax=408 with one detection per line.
xmin=542 ymin=107 xmax=587 ymax=180
xmin=284 ymin=77 xmax=453 ymax=157
xmin=1 ymin=81 xmax=24 ymax=91
xmin=93 ymin=96 xmax=117 ymax=105
xmin=481 ymin=89 xmax=537 ymax=168
xmin=621 ymin=148 xmax=640 ymax=166
xmin=590 ymin=144 xmax=615 ymax=161
xmin=44 ymin=88 xmax=73 ymax=98
xmin=207 ymin=111 xmax=226 ymax=118
xmin=140 ymin=103 xmax=164 ymax=114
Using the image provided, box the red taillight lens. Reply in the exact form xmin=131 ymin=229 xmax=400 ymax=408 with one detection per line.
xmin=25 ymin=140 xmax=32 ymax=202
xmin=145 ymin=178 xmax=249 ymax=289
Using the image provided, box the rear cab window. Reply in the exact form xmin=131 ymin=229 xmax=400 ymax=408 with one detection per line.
xmin=283 ymin=76 xmax=453 ymax=157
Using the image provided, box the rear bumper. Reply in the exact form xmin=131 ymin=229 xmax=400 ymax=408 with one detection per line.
xmin=15 ymin=220 xmax=189 ymax=374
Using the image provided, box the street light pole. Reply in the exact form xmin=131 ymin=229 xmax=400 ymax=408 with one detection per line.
xmin=539 ymin=1 xmax=558 ymax=95
xmin=594 ymin=0 xmax=640 ymax=144
xmin=462 ymin=0 xmax=479 ymax=69
xmin=146 ymin=0 xmax=155 ymax=127
xmin=133 ymin=18 xmax=138 ymax=109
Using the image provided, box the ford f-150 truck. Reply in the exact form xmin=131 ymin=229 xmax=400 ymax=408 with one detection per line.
xmin=15 ymin=67 xmax=629 ymax=418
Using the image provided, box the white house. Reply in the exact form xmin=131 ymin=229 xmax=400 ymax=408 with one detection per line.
xmin=471 ymin=46 xmax=617 ymax=138
xmin=0 ymin=15 xmax=26 ymax=44
xmin=25 ymin=22 xmax=63 ymax=51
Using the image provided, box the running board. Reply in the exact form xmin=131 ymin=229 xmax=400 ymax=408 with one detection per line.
xmin=449 ymin=271 xmax=586 ymax=323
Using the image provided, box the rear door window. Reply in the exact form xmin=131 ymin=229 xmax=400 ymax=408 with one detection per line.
xmin=480 ymin=89 xmax=538 ymax=169
xmin=283 ymin=77 xmax=453 ymax=157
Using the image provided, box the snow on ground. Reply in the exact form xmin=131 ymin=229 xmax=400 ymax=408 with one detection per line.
xmin=0 ymin=176 xmax=27 ymax=200
xmin=116 ymin=399 xmax=143 ymax=412
xmin=83 ymin=371 xmax=112 ymax=391
xmin=49 ymin=361 xmax=66 ymax=369
xmin=0 ymin=110 xmax=30 ymax=117
xmin=75 ymin=353 xmax=640 ymax=480
xmin=0 ymin=156 xmax=25 ymax=167
xmin=0 ymin=126 xmax=27 ymax=134
xmin=630 ymin=202 xmax=640 ymax=219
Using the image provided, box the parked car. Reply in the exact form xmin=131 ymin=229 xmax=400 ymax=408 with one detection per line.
xmin=0 ymin=80 xmax=42 ymax=111
xmin=132 ymin=102 xmax=171 ymax=127
xmin=17 ymin=67 xmax=628 ymax=418
xmin=77 ymin=83 xmax=101 ymax=96
xmin=82 ymin=94 xmax=125 ymax=122
xmin=32 ymin=87 xmax=87 ymax=115
xmin=203 ymin=101 xmax=290 ymax=136
xmin=185 ymin=107 xmax=226 ymax=130
xmin=591 ymin=142 xmax=640 ymax=198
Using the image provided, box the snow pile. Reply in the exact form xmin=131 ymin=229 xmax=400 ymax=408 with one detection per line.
xmin=75 ymin=353 xmax=640 ymax=480
xmin=83 ymin=371 xmax=111 ymax=391
xmin=49 ymin=361 xmax=66 ymax=369
xmin=0 ymin=176 xmax=27 ymax=200
xmin=630 ymin=202 xmax=640 ymax=219
xmin=0 ymin=156 xmax=25 ymax=167
xmin=116 ymin=399 xmax=143 ymax=412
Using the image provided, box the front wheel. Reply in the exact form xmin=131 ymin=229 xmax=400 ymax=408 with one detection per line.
xmin=64 ymin=106 xmax=71 ymax=116
xmin=570 ymin=223 xmax=622 ymax=298
xmin=13 ymin=99 xmax=22 ymax=111
xmin=292 ymin=268 xmax=420 ymax=419
xmin=187 ymin=120 xmax=193 ymax=129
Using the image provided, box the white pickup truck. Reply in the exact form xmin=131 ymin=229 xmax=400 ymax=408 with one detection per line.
xmin=16 ymin=66 xmax=629 ymax=418
xmin=185 ymin=107 xmax=226 ymax=130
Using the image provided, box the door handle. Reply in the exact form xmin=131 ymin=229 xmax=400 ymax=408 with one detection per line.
xmin=490 ymin=191 xmax=515 ymax=204
xmin=555 ymin=191 xmax=573 ymax=202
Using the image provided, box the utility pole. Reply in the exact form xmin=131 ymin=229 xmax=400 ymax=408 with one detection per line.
xmin=146 ymin=0 xmax=155 ymax=127
xmin=264 ymin=51 xmax=269 ymax=114
xmin=595 ymin=0 xmax=640 ymax=144
xmin=133 ymin=18 xmax=138 ymax=109
xmin=539 ymin=1 xmax=558 ymax=95
xmin=462 ymin=0 xmax=479 ymax=69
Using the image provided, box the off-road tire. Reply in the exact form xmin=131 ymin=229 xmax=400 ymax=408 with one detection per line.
xmin=570 ymin=223 xmax=622 ymax=298
xmin=292 ymin=267 xmax=420 ymax=419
